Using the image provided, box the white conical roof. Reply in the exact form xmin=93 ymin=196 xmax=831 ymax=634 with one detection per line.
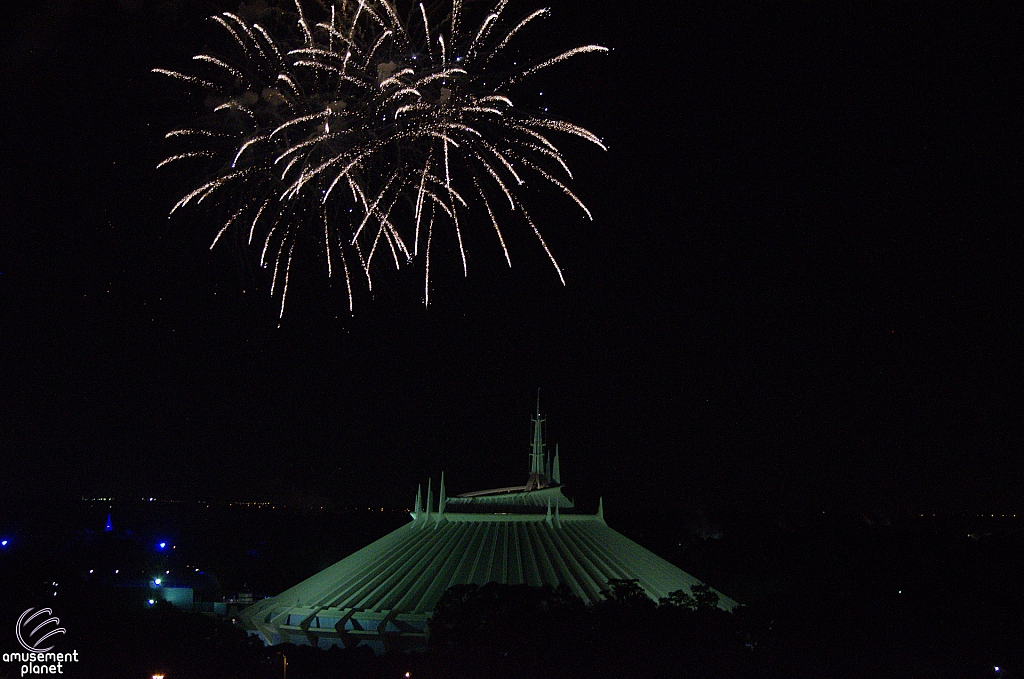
xmin=240 ymin=490 xmax=735 ymax=653
xmin=239 ymin=410 xmax=736 ymax=654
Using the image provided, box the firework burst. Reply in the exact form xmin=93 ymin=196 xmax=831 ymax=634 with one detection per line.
xmin=155 ymin=0 xmax=607 ymax=315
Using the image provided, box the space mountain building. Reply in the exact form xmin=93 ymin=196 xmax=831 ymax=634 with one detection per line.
xmin=239 ymin=404 xmax=738 ymax=653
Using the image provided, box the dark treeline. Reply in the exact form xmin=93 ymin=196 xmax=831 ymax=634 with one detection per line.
xmin=426 ymin=580 xmax=745 ymax=678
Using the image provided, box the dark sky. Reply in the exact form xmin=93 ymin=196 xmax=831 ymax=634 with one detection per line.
xmin=1 ymin=1 xmax=1020 ymax=516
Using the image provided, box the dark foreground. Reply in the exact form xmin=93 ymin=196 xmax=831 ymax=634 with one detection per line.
xmin=0 ymin=504 xmax=1020 ymax=678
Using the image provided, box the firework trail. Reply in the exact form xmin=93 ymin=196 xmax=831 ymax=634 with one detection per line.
xmin=155 ymin=0 xmax=607 ymax=315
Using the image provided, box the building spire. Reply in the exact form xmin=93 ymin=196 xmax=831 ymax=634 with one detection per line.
xmin=531 ymin=390 xmax=544 ymax=474
xmin=526 ymin=389 xmax=548 ymax=490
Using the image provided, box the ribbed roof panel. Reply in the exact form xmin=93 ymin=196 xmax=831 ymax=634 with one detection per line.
xmin=240 ymin=511 xmax=737 ymax=649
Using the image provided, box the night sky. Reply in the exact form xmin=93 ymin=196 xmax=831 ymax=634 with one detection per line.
xmin=1 ymin=1 xmax=1020 ymax=516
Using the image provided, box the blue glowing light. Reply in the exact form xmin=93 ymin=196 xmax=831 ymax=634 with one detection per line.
xmin=1 ymin=540 xmax=8 ymax=547
xmin=158 ymin=542 xmax=166 ymax=549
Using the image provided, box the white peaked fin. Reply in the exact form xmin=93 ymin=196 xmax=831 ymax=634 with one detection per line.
xmin=553 ymin=444 xmax=561 ymax=484
xmin=425 ymin=478 xmax=433 ymax=521
xmin=597 ymin=496 xmax=605 ymax=524
xmin=439 ymin=472 xmax=447 ymax=515
xmin=413 ymin=484 xmax=422 ymax=519
xmin=546 ymin=498 xmax=552 ymax=524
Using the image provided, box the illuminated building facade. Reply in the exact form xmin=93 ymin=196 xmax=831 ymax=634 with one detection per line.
xmin=239 ymin=403 xmax=737 ymax=653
